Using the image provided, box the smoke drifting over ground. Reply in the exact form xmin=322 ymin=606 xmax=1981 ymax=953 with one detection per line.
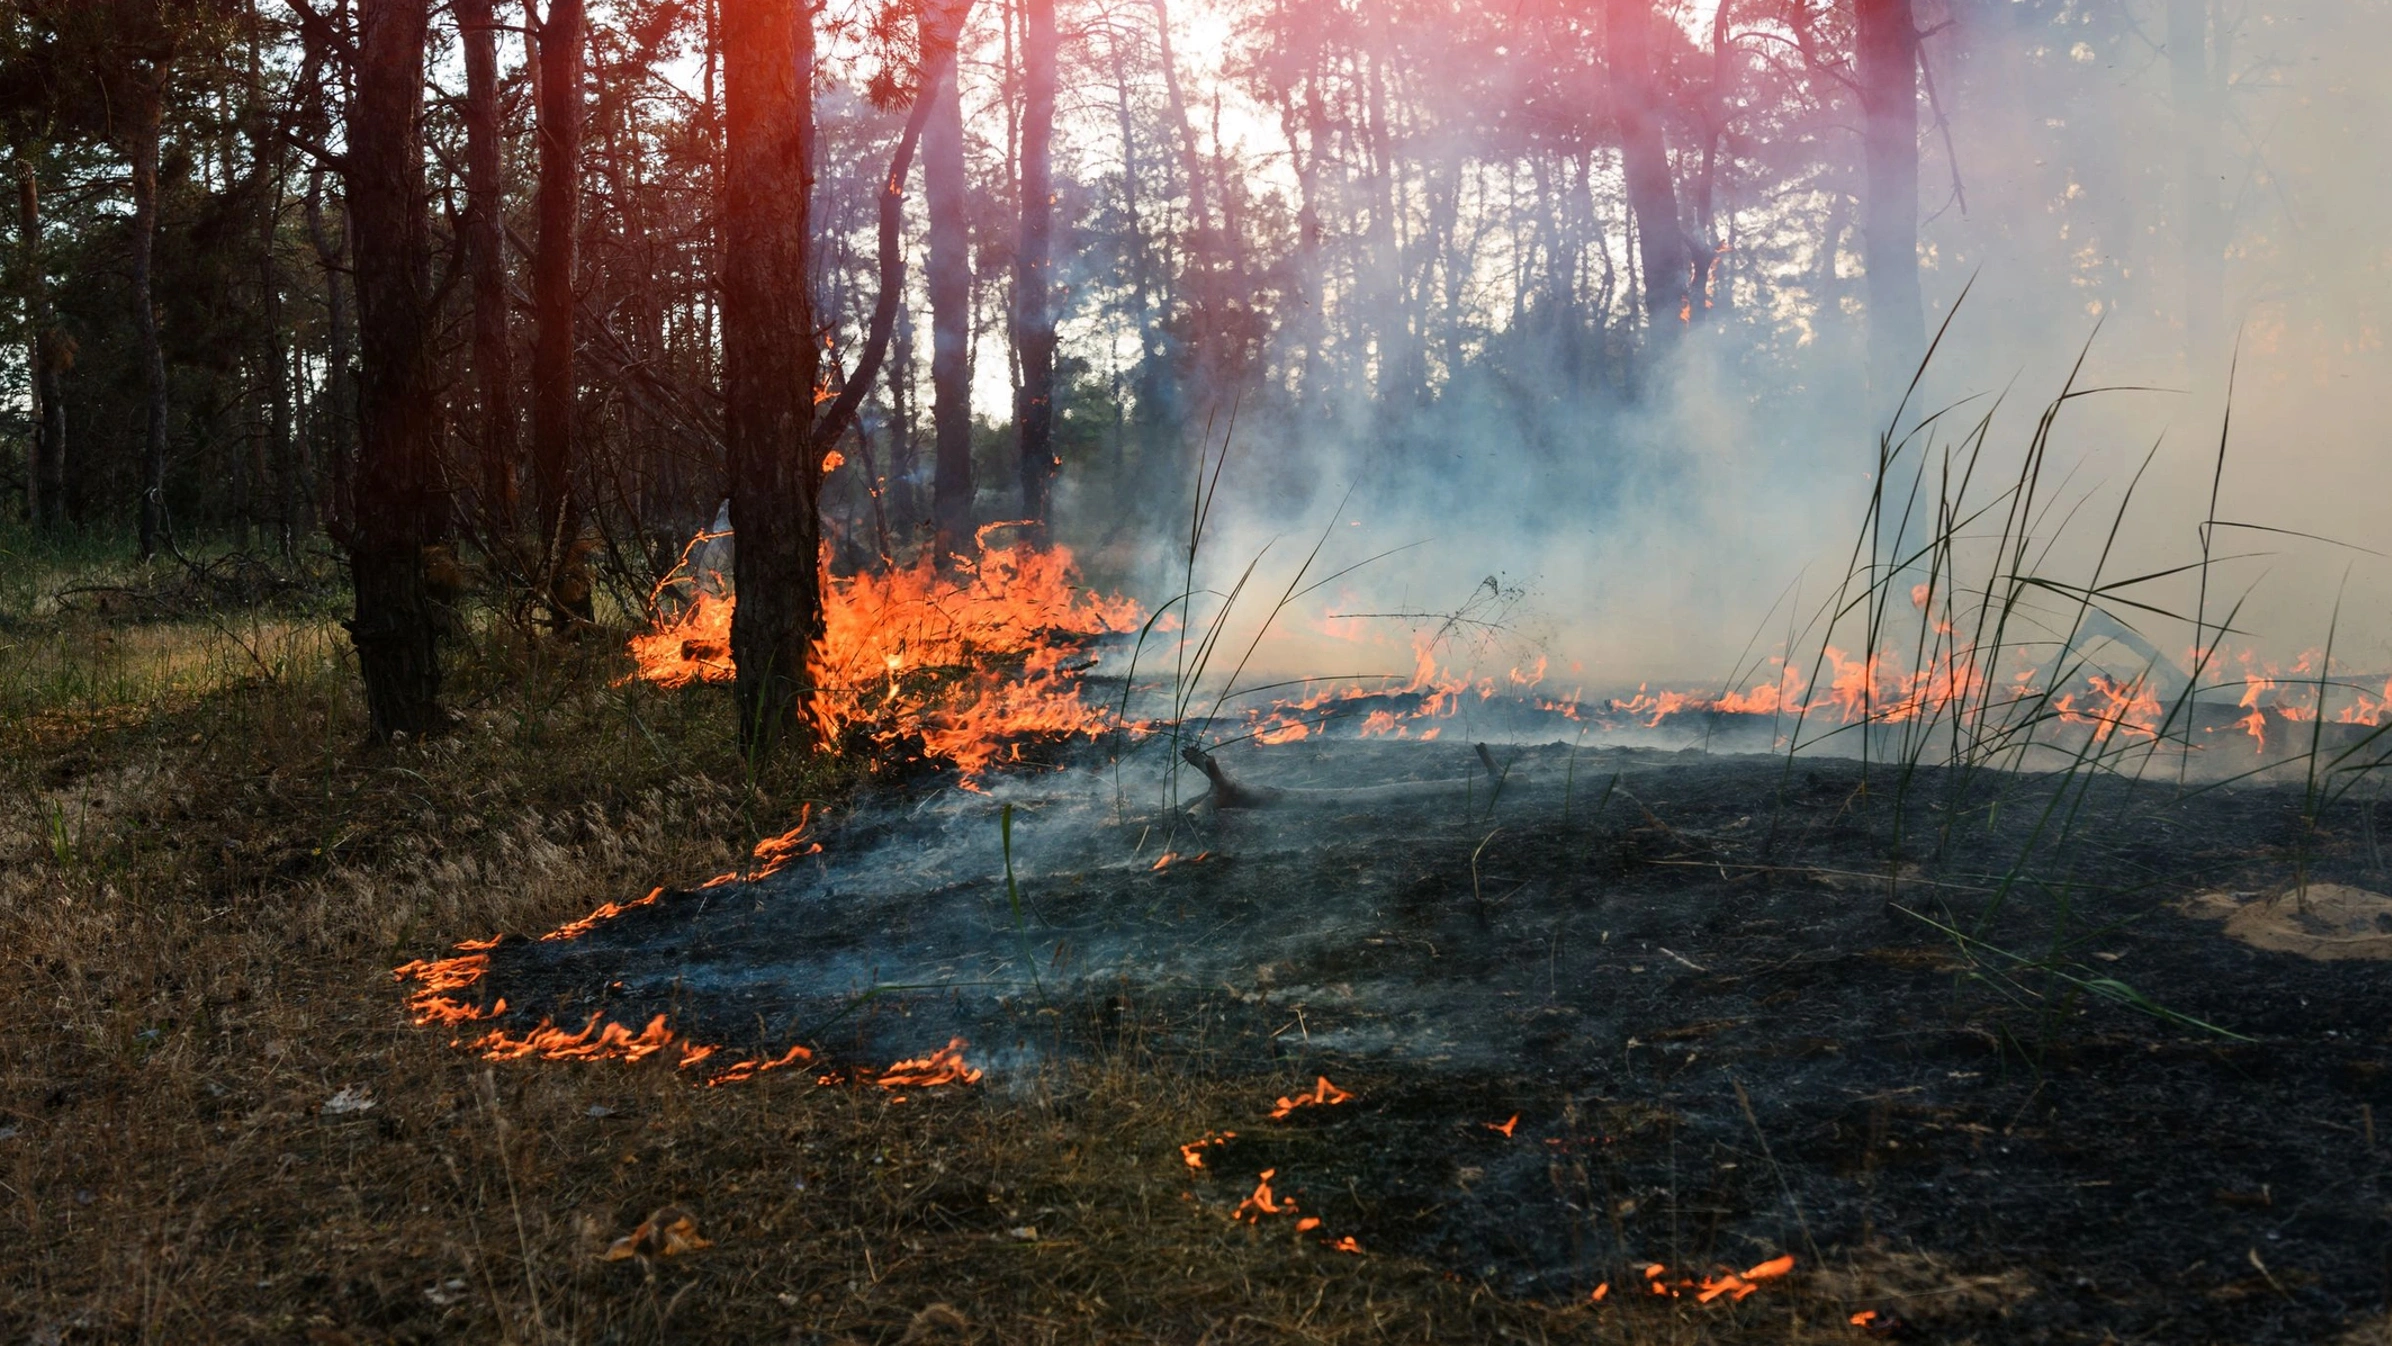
xmin=1054 ymin=0 xmax=2391 ymax=698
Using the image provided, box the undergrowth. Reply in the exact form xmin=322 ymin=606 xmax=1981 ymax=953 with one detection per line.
xmin=0 ymin=529 xmax=1864 ymax=1343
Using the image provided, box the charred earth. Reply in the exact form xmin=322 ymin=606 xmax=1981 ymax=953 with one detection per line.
xmin=430 ymin=734 xmax=2392 ymax=1343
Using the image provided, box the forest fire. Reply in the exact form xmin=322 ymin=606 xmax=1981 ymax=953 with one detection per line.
xmin=389 ymin=812 xmax=981 ymax=1090
xmin=628 ymin=536 xmax=1141 ymax=778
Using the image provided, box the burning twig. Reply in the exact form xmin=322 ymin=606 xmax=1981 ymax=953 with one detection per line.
xmin=1267 ymin=1075 xmax=1353 ymax=1120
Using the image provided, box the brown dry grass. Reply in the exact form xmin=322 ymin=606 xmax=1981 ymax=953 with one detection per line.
xmin=0 ymin=544 xmax=1860 ymax=1344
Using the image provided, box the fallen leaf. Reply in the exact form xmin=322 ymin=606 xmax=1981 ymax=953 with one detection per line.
xmin=604 ymin=1205 xmax=712 ymax=1261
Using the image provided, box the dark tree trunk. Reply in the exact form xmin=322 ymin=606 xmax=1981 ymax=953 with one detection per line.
xmin=888 ymin=303 xmax=917 ymax=536
xmin=458 ymin=0 xmax=519 ymax=533
xmin=1013 ymin=0 xmax=1057 ymax=527
xmin=531 ymin=0 xmax=587 ymax=620
xmin=720 ymin=0 xmax=821 ymax=752
xmin=344 ymin=0 xmax=446 ymax=739
xmin=1856 ymin=0 xmax=1923 ymax=400
xmin=925 ymin=36 xmax=972 ymax=563
xmin=16 ymin=159 xmax=64 ymax=531
xmin=1606 ymin=0 xmax=1688 ymax=333
xmin=129 ymin=61 xmax=170 ymax=558
xmin=248 ymin=12 xmax=298 ymax=553
xmin=304 ymin=165 xmax=356 ymax=536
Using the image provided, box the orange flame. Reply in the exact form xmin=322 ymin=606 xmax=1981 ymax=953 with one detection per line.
xmin=543 ymin=887 xmax=665 ymax=942
xmin=1179 ymin=1129 xmax=1237 ymax=1169
xmin=1233 ymin=1168 xmax=1296 ymax=1221
xmin=1485 ymin=1114 xmax=1519 ymax=1137
xmin=1637 ymin=1254 xmax=1796 ymax=1304
xmin=875 ymin=1037 xmax=983 ymax=1088
xmin=1267 ymin=1075 xmax=1354 ymax=1120
xmin=627 ymin=539 xmax=1141 ymax=781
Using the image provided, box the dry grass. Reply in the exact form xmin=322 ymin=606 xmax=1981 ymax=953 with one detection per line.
xmin=0 ymin=538 xmax=1859 ymax=1343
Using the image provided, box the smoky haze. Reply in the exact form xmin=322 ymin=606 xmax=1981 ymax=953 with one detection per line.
xmin=1048 ymin=0 xmax=2392 ymax=704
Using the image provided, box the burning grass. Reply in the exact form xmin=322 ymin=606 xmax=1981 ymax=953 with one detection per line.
xmin=0 ymin=544 xmax=1875 ymax=1344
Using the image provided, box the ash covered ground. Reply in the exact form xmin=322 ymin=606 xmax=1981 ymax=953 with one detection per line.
xmin=437 ymin=730 xmax=2392 ymax=1342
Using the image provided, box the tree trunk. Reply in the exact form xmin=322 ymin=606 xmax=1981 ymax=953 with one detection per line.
xmin=720 ymin=0 xmax=821 ymax=752
xmin=1013 ymin=0 xmax=1057 ymax=527
xmin=304 ymin=164 xmax=356 ymax=536
xmin=925 ymin=32 xmax=972 ymax=563
xmin=1606 ymin=0 xmax=1688 ymax=333
xmin=129 ymin=60 xmax=170 ymax=558
xmin=531 ymin=0 xmax=587 ymax=621
xmin=458 ymin=0 xmax=519 ymax=533
xmin=249 ymin=8 xmax=298 ymax=553
xmin=2168 ymin=0 xmax=2222 ymax=372
xmin=16 ymin=158 xmax=64 ymax=532
xmin=345 ymin=0 xmax=446 ymax=739
xmin=1856 ymin=0 xmax=1923 ymax=401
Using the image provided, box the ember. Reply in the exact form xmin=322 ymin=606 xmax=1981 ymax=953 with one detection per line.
xmin=1178 ymin=1130 xmax=1236 ymax=1169
xmin=1266 ymin=1075 xmax=1353 ymax=1120
xmin=1231 ymin=1167 xmax=1295 ymax=1221
xmin=1633 ymin=1254 xmax=1796 ymax=1304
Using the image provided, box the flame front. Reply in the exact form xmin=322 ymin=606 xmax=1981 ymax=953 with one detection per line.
xmin=628 ymin=537 xmax=1141 ymax=780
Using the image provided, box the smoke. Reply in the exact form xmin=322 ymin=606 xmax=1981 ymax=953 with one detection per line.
xmin=1056 ymin=0 xmax=2392 ymax=703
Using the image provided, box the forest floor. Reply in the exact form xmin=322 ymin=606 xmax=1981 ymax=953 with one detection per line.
xmin=0 ymin=531 xmax=1821 ymax=1346
xmin=4 ymin=530 xmax=2390 ymax=1345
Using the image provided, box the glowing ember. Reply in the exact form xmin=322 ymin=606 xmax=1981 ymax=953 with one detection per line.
xmin=1324 ymin=1235 xmax=1363 ymax=1254
xmin=1591 ymin=1281 xmax=1610 ymax=1301
xmin=1485 ymin=1114 xmax=1519 ymax=1137
xmin=703 ymin=1042 xmax=813 ymax=1087
xmin=1232 ymin=1168 xmax=1296 ymax=1221
xmin=1267 ymin=1075 xmax=1354 ymax=1120
xmin=627 ymin=536 xmax=1142 ymax=780
xmin=1179 ymin=1130 xmax=1236 ymax=1169
xmin=1636 ymin=1254 xmax=1796 ymax=1304
xmin=875 ymin=1037 xmax=983 ymax=1089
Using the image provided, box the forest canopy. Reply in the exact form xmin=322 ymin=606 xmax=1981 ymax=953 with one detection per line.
xmin=2 ymin=0 xmax=2383 ymax=736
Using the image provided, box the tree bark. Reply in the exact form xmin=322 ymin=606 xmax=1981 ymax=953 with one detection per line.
xmin=458 ymin=0 xmax=519 ymax=533
xmin=1856 ymin=0 xmax=1923 ymax=400
xmin=128 ymin=59 xmax=170 ymax=558
xmin=925 ymin=30 xmax=972 ymax=563
xmin=720 ymin=0 xmax=821 ymax=751
xmin=1606 ymin=0 xmax=1688 ymax=333
xmin=344 ymin=0 xmax=446 ymax=739
xmin=1013 ymin=0 xmax=1057 ymax=526
xmin=248 ymin=7 xmax=298 ymax=553
xmin=304 ymin=164 xmax=356 ymax=537
xmin=16 ymin=159 xmax=65 ymax=531
xmin=530 ymin=0 xmax=587 ymax=620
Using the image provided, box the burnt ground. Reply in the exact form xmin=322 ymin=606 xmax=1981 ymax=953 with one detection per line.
xmin=446 ymin=735 xmax=2392 ymax=1343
